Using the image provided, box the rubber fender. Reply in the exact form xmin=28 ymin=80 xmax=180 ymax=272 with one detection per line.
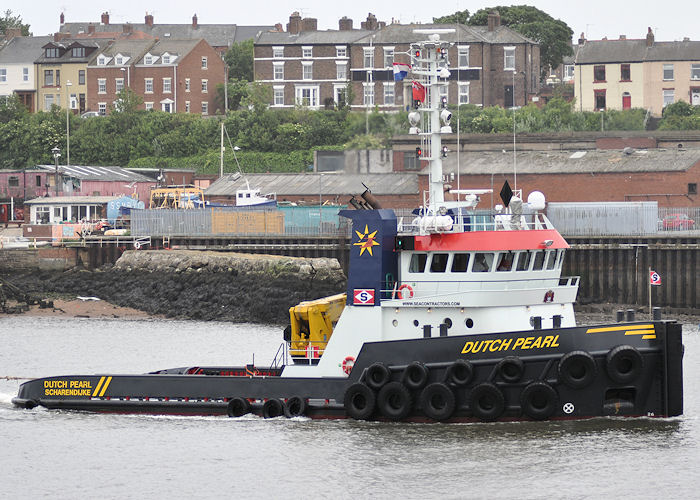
xmin=377 ymin=381 xmax=413 ymax=420
xmin=496 ymin=356 xmax=524 ymax=383
xmin=365 ymin=362 xmax=391 ymax=390
xmin=262 ymin=398 xmax=286 ymax=418
xmin=606 ymin=345 xmax=644 ymax=384
xmin=285 ymin=396 xmax=307 ymax=417
xmin=344 ymin=383 xmax=376 ymax=420
xmin=520 ymin=381 xmax=558 ymax=420
xmin=227 ymin=397 xmax=251 ymax=418
xmin=419 ymin=382 xmax=456 ymax=421
xmin=558 ymin=351 xmax=597 ymax=389
xmin=402 ymin=362 xmax=429 ymax=391
xmin=469 ymin=382 xmax=505 ymax=421
xmin=445 ymin=359 xmax=474 ymax=387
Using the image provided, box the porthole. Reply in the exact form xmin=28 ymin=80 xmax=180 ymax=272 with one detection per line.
xmin=465 ymin=318 xmax=474 ymax=328
xmin=392 ymin=319 xmax=398 ymax=327
xmin=413 ymin=319 xmax=419 ymax=327
xmin=443 ymin=318 xmax=453 ymax=328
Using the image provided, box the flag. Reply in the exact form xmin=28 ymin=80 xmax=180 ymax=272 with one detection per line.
xmin=393 ymin=62 xmax=411 ymax=81
xmin=650 ymin=270 xmax=661 ymax=286
xmin=412 ymin=81 xmax=425 ymax=103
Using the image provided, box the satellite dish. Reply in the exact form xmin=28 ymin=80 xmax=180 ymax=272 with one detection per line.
xmin=527 ymin=191 xmax=546 ymax=210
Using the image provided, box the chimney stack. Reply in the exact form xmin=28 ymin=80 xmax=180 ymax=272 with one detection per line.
xmin=361 ymin=13 xmax=379 ymax=30
xmin=287 ymin=12 xmax=301 ymax=34
xmin=274 ymin=23 xmax=283 ymax=32
xmin=487 ymin=11 xmax=501 ymax=32
xmin=123 ymin=23 xmax=133 ymax=34
xmin=578 ymin=32 xmax=586 ymax=45
xmin=60 ymin=12 xmax=65 ymax=25
xmin=4 ymin=27 xmax=22 ymax=40
xmin=88 ymin=24 xmax=95 ymax=34
xmin=145 ymin=13 xmax=154 ymax=27
xmin=192 ymin=13 xmax=198 ymax=28
xmin=339 ymin=16 xmax=353 ymax=31
xmin=646 ymin=27 xmax=654 ymax=47
xmin=619 ymin=35 xmax=626 ymax=40
xmin=301 ymin=17 xmax=317 ymax=32
xmin=101 ymin=12 xmax=109 ymax=25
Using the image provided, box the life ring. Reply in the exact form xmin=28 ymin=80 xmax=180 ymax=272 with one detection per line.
xmin=397 ymin=284 xmax=414 ymax=299
xmin=520 ymin=381 xmax=558 ymax=420
xmin=419 ymin=382 xmax=456 ymax=421
xmin=377 ymin=381 xmax=412 ymax=420
xmin=342 ymin=356 xmax=355 ymax=375
xmin=134 ymin=241 xmax=141 ymax=250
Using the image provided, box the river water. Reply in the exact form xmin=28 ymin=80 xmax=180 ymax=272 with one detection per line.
xmin=1 ymin=316 xmax=698 ymax=499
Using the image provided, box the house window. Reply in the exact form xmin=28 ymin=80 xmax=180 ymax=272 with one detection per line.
xmin=98 ymin=78 xmax=106 ymax=93
xmin=663 ymin=64 xmax=674 ymax=81
xmin=302 ymin=46 xmax=312 ymax=58
xmin=55 ymin=70 xmax=60 ymax=86
xmin=98 ymin=102 xmax=106 ymax=115
xmin=363 ymin=47 xmax=374 ymax=68
xmin=0 ymin=69 xmax=5 ymax=82
xmin=78 ymin=70 xmax=85 ymax=85
xmin=163 ymin=78 xmax=172 ymax=93
xmin=594 ymin=89 xmax=606 ymax=110
xmin=459 ymin=82 xmax=470 ymax=104
xmin=383 ymin=83 xmax=394 ymax=106
xmin=336 ymin=46 xmax=346 ymax=58
xmin=295 ymin=85 xmax=319 ymax=107
xmin=8 ymin=176 xmax=19 ymax=187
xmin=145 ymin=102 xmax=153 ymax=110
xmin=145 ymin=78 xmax=153 ymax=93
xmin=273 ymin=86 xmax=284 ymax=106
xmin=663 ymin=89 xmax=674 ymax=107
xmin=201 ymin=57 xmax=208 ymax=69
xmin=439 ymin=84 xmax=448 ymax=105
xmin=273 ymin=46 xmax=284 ymax=58
xmin=273 ymin=62 xmax=284 ymax=80
xmin=458 ymin=46 xmax=469 ymax=67
xmin=564 ymin=65 xmax=574 ymax=81
xmin=97 ymin=56 xmax=108 ymax=65
xmin=334 ymin=85 xmax=347 ymax=106
xmin=23 ymin=67 xmax=29 ymax=81
xmin=45 ymin=47 xmax=60 ymax=58
xmin=620 ymin=64 xmax=631 ymax=81
xmin=44 ymin=70 xmax=53 ymax=86
xmin=688 ymin=183 xmax=697 ymax=195
xmin=202 ymin=101 xmax=208 ymax=115
xmin=201 ymin=79 xmax=208 ymax=93
xmin=336 ymin=62 xmax=347 ymax=80
xmin=383 ymin=48 xmax=394 ymax=68
xmin=363 ymin=83 xmax=374 ymax=106
xmin=302 ymin=62 xmax=313 ymax=80
xmin=185 ymin=101 xmax=190 ymax=112
xmin=504 ymin=47 xmax=515 ymax=70
xmin=144 ymin=54 xmax=154 ymax=65
xmin=692 ymin=64 xmax=700 ymax=80
xmin=115 ymin=78 xmax=124 ymax=92
xmin=162 ymin=54 xmax=170 ymax=64
xmin=36 ymin=175 xmax=41 ymax=187
xmin=115 ymin=56 xmax=123 ymax=65
xmin=72 ymin=47 xmax=85 ymax=57
xmin=594 ymin=65 xmax=606 ymax=82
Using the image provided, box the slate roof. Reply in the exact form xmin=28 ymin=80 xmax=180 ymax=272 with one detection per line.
xmin=439 ymin=148 xmax=700 ymax=176
xmin=34 ymin=39 xmax=108 ymax=64
xmin=24 ymin=195 xmax=129 ymax=205
xmin=132 ymin=39 xmax=201 ymax=64
xmin=0 ymin=36 xmax=52 ymax=64
xmin=205 ymin=172 xmax=418 ymax=197
xmin=86 ymin=39 xmax=157 ymax=66
xmin=576 ymin=39 xmax=700 ymax=64
xmin=60 ymin=22 xmax=274 ymax=48
xmin=32 ymin=165 xmax=153 ymax=182
xmin=256 ymin=29 xmax=373 ymax=45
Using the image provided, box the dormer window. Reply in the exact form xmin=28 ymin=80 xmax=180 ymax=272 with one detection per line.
xmin=97 ymin=55 xmax=110 ymax=66
xmin=162 ymin=53 xmax=171 ymax=64
xmin=115 ymin=54 xmax=129 ymax=65
xmin=144 ymin=53 xmax=159 ymax=65
xmin=45 ymin=47 xmax=60 ymax=58
xmin=71 ymin=47 xmax=85 ymax=58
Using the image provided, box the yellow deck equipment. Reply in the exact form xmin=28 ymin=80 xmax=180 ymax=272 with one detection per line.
xmin=288 ymin=293 xmax=346 ymax=361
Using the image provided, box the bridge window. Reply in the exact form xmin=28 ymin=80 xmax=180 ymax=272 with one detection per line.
xmin=515 ymin=251 xmax=531 ymax=271
xmin=546 ymin=250 xmax=556 ymax=270
xmin=409 ymin=253 xmax=427 ymax=273
xmin=556 ymin=250 xmax=565 ymax=269
xmin=430 ymin=253 xmax=449 ymax=272
xmin=496 ymin=251 xmax=514 ymax=271
xmin=472 ymin=252 xmax=493 ymax=272
xmin=532 ymin=251 xmax=545 ymax=271
xmin=451 ymin=253 xmax=470 ymax=272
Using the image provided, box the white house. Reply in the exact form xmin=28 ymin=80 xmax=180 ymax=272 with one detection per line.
xmin=0 ymin=35 xmax=52 ymax=112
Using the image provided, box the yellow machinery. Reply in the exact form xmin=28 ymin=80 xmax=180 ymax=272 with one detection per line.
xmin=288 ymin=293 xmax=346 ymax=363
xmin=149 ymin=186 xmax=205 ymax=209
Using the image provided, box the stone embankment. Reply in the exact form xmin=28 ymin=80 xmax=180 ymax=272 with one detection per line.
xmin=2 ymin=250 xmax=347 ymax=324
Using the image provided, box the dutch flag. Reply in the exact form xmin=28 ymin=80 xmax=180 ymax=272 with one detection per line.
xmin=393 ymin=62 xmax=411 ymax=81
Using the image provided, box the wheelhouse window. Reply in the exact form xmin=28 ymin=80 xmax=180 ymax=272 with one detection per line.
xmin=451 ymin=253 xmax=470 ymax=272
xmin=496 ymin=252 xmax=514 ymax=272
xmin=429 ymin=253 xmax=449 ymax=273
xmin=546 ymin=250 xmax=557 ymax=270
xmin=515 ymin=251 xmax=531 ymax=271
xmin=532 ymin=251 xmax=545 ymax=271
xmin=472 ymin=253 xmax=493 ymax=272
xmin=593 ymin=65 xmax=606 ymax=82
xmin=409 ymin=253 xmax=427 ymax=273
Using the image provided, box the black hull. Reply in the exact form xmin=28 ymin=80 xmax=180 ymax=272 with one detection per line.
xmin=13 ymin=321 xmax=684 ymax=423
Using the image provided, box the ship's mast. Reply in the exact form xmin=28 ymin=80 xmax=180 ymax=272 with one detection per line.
xmin=410 ymin=30 xmax=454 ymax=213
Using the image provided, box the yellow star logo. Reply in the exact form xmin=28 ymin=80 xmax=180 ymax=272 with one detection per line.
xmin=353 ymin=224 xmax=380 ymax=256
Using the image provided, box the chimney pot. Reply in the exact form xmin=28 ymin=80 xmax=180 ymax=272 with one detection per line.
xmin=192 ymin=13 xmax=198 ymax=28
xmin=646 ymin=27 xmax=654 ymax=47
xmin=619 ymin=35 xmax=626 ymax=40
xmin=101 ymin=12 xmax=109 ymax=25
xmin=60 ymin=12 xmax=65 ymax=25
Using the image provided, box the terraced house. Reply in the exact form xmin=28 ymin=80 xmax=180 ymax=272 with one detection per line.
xmin=254 ymin=11 xmax=540 ymax=110
xmin=0 ymin=34 xmax=52 ymax=112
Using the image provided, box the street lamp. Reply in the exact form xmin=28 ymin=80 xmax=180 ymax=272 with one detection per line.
xmin=66 ymin=80 xmax=72 ymax=168
xmin=51 ymin=146 xmax=61 ymax=196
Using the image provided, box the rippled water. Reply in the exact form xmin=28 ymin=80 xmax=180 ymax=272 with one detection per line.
xmin=1 ymin=316 xmax=698 ymax=499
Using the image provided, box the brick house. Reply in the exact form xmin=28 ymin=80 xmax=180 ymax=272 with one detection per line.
xmin=254 ymin=11 xmax=540 ymax=110
xmin=87 ymin=38 xmax=225 ymax=115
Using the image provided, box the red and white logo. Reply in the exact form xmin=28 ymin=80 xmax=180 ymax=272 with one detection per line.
xmin=353 ymin=289 xmax=375 ymax=305
xmin=650 ymin=270 xmax=661 ymax=286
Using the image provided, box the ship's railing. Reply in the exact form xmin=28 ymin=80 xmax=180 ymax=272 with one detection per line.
xmin=395 ymin=209 xmax=554 ymax=234
xmin=270 ymin=342 xmax=289 ymax=369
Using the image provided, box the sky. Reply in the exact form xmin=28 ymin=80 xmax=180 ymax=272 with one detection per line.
xmin=6 ymin=0 xmax=700 ymax=43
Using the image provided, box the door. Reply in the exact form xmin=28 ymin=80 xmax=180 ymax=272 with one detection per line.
xmin=622 ymin=92 xmax=631 ymax=109
xmin=504 ymin=85 xmax=514 ymax=108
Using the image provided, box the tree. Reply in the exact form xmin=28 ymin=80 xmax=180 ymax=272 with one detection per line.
xmin=111 ymin=88 xmax=143 ymax=114
xmin=433 ymin=9 xmax=470 ymax=24
xmin=0 ymin=10 xmax=30 ymax=37
xmin=224 ymin=39 xmax=254 ymax=82
xmin=468 ymin=6 xmax=573 ymax=78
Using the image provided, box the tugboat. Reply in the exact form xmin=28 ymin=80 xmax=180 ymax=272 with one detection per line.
xmin=13 ymin=31 xmax=683 ymax=422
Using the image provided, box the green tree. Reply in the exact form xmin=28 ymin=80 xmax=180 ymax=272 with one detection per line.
xmin=468 ymin=6 xmax=573 ymax=78
xmin=224 ymin=39 xmax=254 ymax=81
xmin=111 ymin=88 xmax=144 ymax=114
xmin=0 ymin=9 xmax=30 ymax=36
xmin=433 ymin=9 xmax=470 ymax=24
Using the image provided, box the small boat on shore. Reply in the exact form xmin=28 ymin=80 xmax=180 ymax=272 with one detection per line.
xmin=13 ymin=31 xmax=683 ymax=422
